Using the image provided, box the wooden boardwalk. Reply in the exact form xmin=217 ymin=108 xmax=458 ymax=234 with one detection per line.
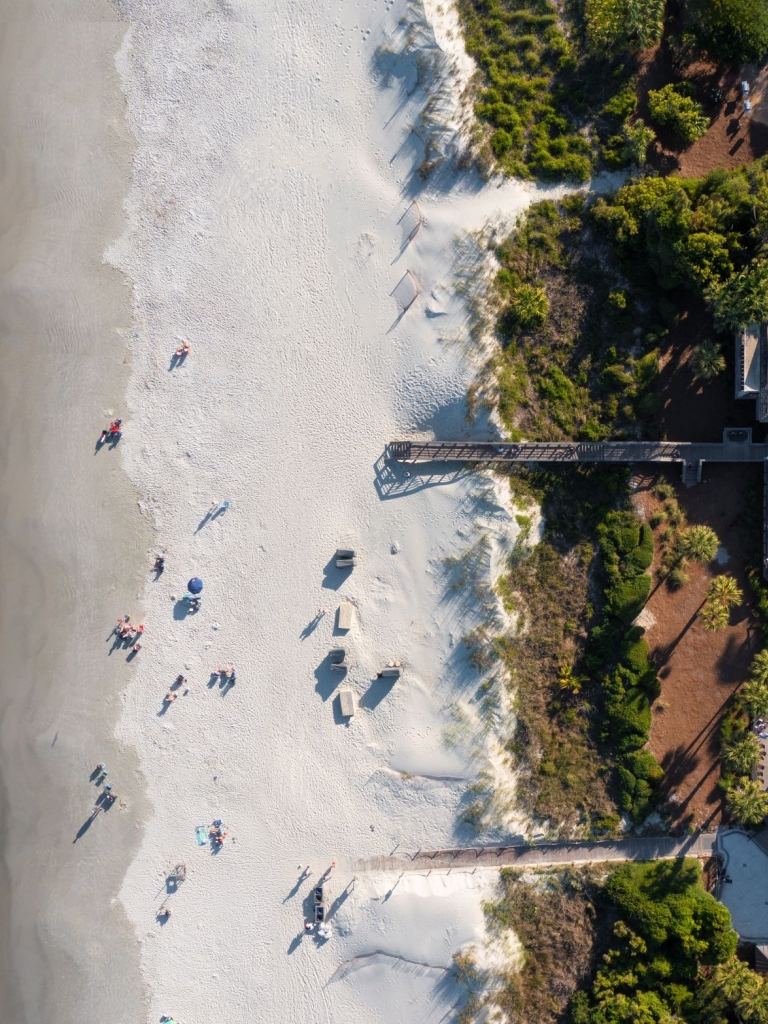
xmin=355 ymin=835 xmax=717 ymax=874
xmin=387 ymin=434 xmax=768 ymax=580
xmin=387 ymin=439 xmax=768 ymax=465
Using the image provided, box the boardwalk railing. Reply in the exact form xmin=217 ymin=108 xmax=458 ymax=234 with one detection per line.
xmin=387 ymin=440 xmax=768 ymax=464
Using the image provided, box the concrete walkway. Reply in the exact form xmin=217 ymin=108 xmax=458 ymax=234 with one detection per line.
xmin=355 ymin=835 xmax=717 ymax=873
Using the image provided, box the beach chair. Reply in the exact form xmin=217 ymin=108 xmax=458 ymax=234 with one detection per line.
xmin=329 ymin=647 xmax=348 ymax=671
xmin=339 ymin=689 xmax=355 ymax=718
xmin=314 ymin=885 xmax=324 ymax=904
xmin=335 ymin=548 xmax=357 ymax=568
xmin=337 ymin=601 xmax=355 ymax=631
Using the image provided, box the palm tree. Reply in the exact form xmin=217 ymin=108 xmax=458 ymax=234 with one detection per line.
xmin=714 ymin=956 xmax=758 ymax=1003
xmin=723 ymin=734 xmax=761 ymax=775
xmin=727 ymin=780 xmax=768 ymax=827
xmin=681 ymin=525 xmax=720 ymax=564
xmin=712 ymin=954 xmax=761 ymax=1003
xmin=752 ymin=649 xmax=768 ymax=686
xmin=741 ymin=679 xmax=768 ymax=720
xmin=708 ymin=574 xmax=743 ymax=609
xmin=742 ymin=977 xmax=768 ymax=1022
xmin=558 ymin=665 xmax=582 ymax=694
xmin=701 ymin=603 xmax=729 ymax=632
xmin=691 ymin=340 xmax=726 ymax=380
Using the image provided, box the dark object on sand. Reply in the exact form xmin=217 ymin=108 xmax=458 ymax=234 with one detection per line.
xmin=187 ymin=577 xmax=203 ymax=595
xmin=314 ymin=885 xmax=323 ymax=905
xmin=335 ymin=548 xmax=357 ymax=568
xmin=329 ymin=648 xmax=348 ymax=671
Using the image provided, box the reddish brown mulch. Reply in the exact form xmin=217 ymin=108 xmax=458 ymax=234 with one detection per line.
xmin=633 ymin=464 xmax=763 ymax=831
xmin=630 ymin=41 xmax=768 ymax=178
xmin=655 ymin=300 xmax=756 ymax=443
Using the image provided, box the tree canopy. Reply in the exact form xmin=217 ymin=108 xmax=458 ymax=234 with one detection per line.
xmin=571 ymin=860 xmax=737 ymax=1024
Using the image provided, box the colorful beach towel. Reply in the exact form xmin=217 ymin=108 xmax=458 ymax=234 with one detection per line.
xmin=196 ymin=825 xmax=208 ymax=846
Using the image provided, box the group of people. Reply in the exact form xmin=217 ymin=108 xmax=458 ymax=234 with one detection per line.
xmin=163 ymin=675 xmax=188 ymax=705
xmin=91 ymin=764 xmax=116 ymax=806
xmin=215 ymin=663 xmax=237 ymax=684
xmin=98 ymin=418 xmax=123 ymax=445
xmin=174 ymin=340 xmax=191 ymax=359
xmin=116 ymin=616 xmax=144 ymax=652
xmin=209 ymin=819 xmax=228 ymax=847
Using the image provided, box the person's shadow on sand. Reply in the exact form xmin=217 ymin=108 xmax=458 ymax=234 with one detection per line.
xmin=283 ymin=869 xmax=310 ymax=904
xmin=73 ymin=808 xmax=100 ymax=842
xmin=173 ymin=600 xmax=193 ymax=620
xmin=300 ymin=612 xmax=325 ymax=640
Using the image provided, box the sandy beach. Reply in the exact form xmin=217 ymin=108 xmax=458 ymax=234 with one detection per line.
xmin=0 ymin=0 xmax=586 ymax=1020
xmin=0 ymin=5 xmax=151 ymax=1023
xmin=106 ymin=0 xmax=546 ymax=1019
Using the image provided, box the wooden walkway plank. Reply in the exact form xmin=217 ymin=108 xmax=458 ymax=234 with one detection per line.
xmin=354 ymin=834 xmax=717 ymax=874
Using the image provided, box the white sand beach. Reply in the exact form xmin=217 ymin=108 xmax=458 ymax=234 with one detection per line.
xmin=107 ymin=0 xmax=546 ymax=1019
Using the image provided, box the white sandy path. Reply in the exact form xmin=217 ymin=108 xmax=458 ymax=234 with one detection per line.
xmin=109 ymin=1 xmax=562 ymax=1020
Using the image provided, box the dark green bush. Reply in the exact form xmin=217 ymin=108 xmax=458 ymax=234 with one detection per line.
xmin=648 ymin=83 xmax=709 ymax=144
xmin=608 ymin=574 xmax=652 ymax=621
xmin=696 ymin=0 xmax=768 ymax=61
xmin=571 ymin=861 xmax=737 ymax=1024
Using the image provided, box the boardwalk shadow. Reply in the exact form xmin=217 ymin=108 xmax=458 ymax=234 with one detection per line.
xmin=373 ymin=451 xmax=469 ymax=501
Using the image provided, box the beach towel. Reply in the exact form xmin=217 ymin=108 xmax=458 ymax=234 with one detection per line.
xmin=196 ymin=825 xmax=208 ymax=846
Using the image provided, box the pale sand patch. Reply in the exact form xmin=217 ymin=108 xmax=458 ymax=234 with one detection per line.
xmin=633 ymin=607 xmax=657 ymax=632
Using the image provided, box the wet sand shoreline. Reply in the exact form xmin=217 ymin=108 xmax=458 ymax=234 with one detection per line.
xmin=0 ymin=6 xmax=149 ymax=1021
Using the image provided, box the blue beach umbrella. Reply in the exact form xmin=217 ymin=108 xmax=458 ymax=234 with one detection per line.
xmin=187 ymin=577 xmax=203 ymax=595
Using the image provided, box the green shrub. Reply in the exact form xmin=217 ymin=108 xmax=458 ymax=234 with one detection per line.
xmin=697 ymin=0 xmax=768 ymax=61
xmin=647 ymin=83 xmax=709 ymax=144
xmin=623 ymin=748 xmax=664 ymax=782
xmin=511 ymin=283 xmax=550 ymax=329
xmin=585 ymin=0 xmax=665 ymax=51
xmin=619 ymin=635 xmax=652 ymax=674
xmin=609 ymin=574 xmax=652 ymax=621
xmin=491 ymin=128 xmax=513 ymax=158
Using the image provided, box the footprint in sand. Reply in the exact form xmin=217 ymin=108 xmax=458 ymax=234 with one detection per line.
xmin=356 ymin=232 xmax=376 ymax=264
